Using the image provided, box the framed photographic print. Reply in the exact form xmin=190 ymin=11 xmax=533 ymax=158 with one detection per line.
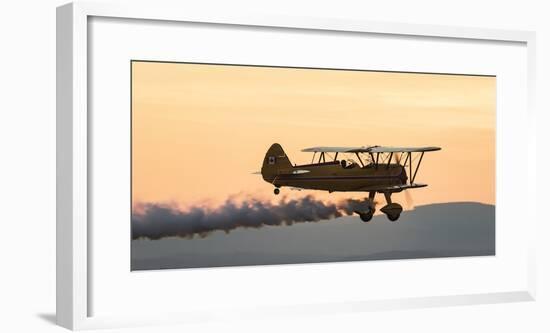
xmin=130 ymin=60 xmax=492 ymax=270
xmin=57 ymin=1 xmax=537 ymax=330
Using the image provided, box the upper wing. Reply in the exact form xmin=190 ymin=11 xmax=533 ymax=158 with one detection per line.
xmin=301 ymin=146 xmax=364 ymax=153
xmin=302 ymin=146 xmax=441 ymax=153
xmin=364 ymin=146 xmax=441 ymax=153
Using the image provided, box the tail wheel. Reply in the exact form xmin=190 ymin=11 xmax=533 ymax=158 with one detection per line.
xmin=274 ymin=188 xmax=280 ymax=195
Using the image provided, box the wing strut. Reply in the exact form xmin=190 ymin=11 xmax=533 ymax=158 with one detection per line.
xmin=411 ymin=152 xmax=425 ymax=183
xmin=355 ymin=152 xmax=365 ymax=167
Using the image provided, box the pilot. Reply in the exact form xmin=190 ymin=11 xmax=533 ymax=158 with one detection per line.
xmin=340 ymin=159 xmax=357 ymax=169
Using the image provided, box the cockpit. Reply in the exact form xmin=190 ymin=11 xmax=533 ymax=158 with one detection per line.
xmin=306 ymin=151 xmax=375 ymax=169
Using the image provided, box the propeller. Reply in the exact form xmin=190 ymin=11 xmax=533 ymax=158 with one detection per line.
xmin=392 ymin=152 xmax=402 ymax=165
xmin=404 ymin=190 xmax=415 ymax=210
xmin=393 ymin=153 xmax=415 ymax=210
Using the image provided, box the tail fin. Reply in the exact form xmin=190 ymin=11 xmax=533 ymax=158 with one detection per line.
xmin=261 ymin=143 xmax=293 ymax=182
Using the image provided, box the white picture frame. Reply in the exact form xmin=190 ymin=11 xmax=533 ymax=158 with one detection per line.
xmin=57 ymin=1 xmax=537 ymax=330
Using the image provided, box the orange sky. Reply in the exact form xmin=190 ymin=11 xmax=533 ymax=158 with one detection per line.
xmin=131 ymin=61 xmax=495 ymax=208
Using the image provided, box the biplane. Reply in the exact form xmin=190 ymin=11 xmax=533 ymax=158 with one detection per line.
xmin=260 ymin=143 xmax=441 ymax=222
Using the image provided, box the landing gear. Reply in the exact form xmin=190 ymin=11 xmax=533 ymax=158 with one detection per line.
xmin=380 ymin=192 xmax=403 ymax=221
xmin=357 ymin=207 xmax=374 ymax=222
xmin=381 ymin=203 xmax=402 ymax=221
xmin=388 ymin=213 xmax=400 ymax=222
xmin=274 ymin=188 xmax=280 ymax=195
xmin=355 ymin=191 xmax=376 ymax=223
xmin=354 ymin=191 xmax=404 ymax=222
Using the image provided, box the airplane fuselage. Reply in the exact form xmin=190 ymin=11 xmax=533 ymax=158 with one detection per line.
xmin=263 ymin=162 xmax=407 ymax=192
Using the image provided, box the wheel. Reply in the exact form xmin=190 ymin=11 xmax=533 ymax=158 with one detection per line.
xmin=274 ymin=188 xmax=280 ymax=195
xmin=359 ymin=212 xmax=373 ymax=222
xmin=356 ymin=206 xmax=375 ymax=222
xmin=387 ymin=213 xmax=400 ymax=221
xmin=380 ymin=203 xmax=402 ymax=222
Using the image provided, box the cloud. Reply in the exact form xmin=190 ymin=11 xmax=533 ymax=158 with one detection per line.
xmin=132 ymin=195 xmax=374 ymax=240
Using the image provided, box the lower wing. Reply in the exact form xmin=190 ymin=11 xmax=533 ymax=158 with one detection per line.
xmin=358 ymin=183 xmax=427 ymax=192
